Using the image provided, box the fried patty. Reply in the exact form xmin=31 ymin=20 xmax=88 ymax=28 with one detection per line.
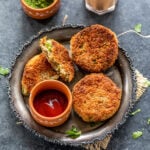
xmin=40 ymin=37 xmax=75 ymax=82
xmin=72 ymin=73 xmax=121 ymax=122
xmin=21 ymin=53 xmax=59 ymax=96
xmin=70 ymin=24 xmax=118 ymax=72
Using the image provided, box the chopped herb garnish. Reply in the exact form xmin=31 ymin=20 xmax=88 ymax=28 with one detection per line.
xmin=65 ymin=126 xmax=81 ymax=138
xmin=45 ymin=41 xmax=52 ymax=52
xmin=147 ymin=118 xmax=150 ymax=125
xmin=144 ymin=80 xmax=150 ymax=87
xmin=90 ymin=121 xmax=104 ymax=127
xmin=132 ymin=131 xmax=143 ymax=139
xmin=130 ymin=108 xmax=141 ymax=116
xmin=0 ymin=66 xmax=10 ymax=76
xmin=24 ymin=0 xmax=54 ymax=9
xmin=134 ymin=23 xmax=142 ymax=33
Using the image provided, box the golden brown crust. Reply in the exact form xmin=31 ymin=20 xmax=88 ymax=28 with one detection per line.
xmin=72 ymin=73 xmax=121 ymax=122
xmin=70 ymin=24 xmax=118 ymax=72
xmin=40 ymin=37 xmax=75 ymax=82
xmin=21 ymin=53 xmax=59 ymax=96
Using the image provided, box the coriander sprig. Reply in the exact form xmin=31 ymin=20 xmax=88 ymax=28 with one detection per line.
xmin=65 ymin=126 xmax=81 ymax=139
xmin=147 ymin=118 xmax=150 ymax=125
xmin=0 ymin=66 xmax=9 ymax=76
xmin=90 ymin=121 xmax=104 ymax=127
xmin=134 ymin=23 xmax=142 ymax=33
xmin=132 ymin=131 xmax=143 ymax=139
xmin=130 ymin=109 xmax=141 ymax=116
xmin=144 ymin=80 xmax=150 ymax=87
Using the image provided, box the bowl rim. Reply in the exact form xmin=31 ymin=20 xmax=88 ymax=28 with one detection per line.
xmin=21 ymin=0 xmax=60 ymax=11
xmin=29 ymin=80 xmax=72 ymax=120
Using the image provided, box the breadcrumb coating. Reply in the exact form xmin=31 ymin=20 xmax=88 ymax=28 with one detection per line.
xmin=40 ymin=37 xmax=75 ymax=82
xmin=70 ymin=24 xmax=118 ymax=72
xmin=72 ymin=73 xmax=121 ymax=122
xmin=21 ymin=53 xmax=59 ymax=96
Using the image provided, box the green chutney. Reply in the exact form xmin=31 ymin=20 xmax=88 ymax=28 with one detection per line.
xmin=24 ymin=0 xmax=54 ymax=9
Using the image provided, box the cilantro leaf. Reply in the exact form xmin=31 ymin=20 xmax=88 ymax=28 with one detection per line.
xmin=134 ymin=23 xmax=142 ymax=33
xmin=132 ymin=131 xmax=143 ymax=139
xmin=130 ymin=108 xmax=141 ymax=116
xmin=65 ymin=126 xmax=81 ymax=138
xmin=90 ymin=121 xmax=104 ymax=127
xmin=0 ymin=66 xmax=10 ymax=76
xmin=147 ymin=118 xmax=150 ymax=125
xmin=45 ymin=40 xmax=52 ymax=52
xmin=144 ymin=80 xmax=150 ymax=87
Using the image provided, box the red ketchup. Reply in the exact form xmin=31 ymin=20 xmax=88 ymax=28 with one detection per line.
xmin=33 ymin=90 xmax=68 ymax=117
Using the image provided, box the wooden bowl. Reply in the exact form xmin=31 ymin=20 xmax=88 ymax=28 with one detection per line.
xmin=29 ymin=80 xmax=72 ymax=127
xmin=20 ymin=0 xmax=61 ymax=19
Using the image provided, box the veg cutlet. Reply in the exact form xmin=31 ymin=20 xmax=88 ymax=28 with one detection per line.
xmin=70 ymin=24 xmax=118 ymax=72
xmin=40 ymin=37 xmax=75 ymax=82
xmin=21 ymin=53 xmax=59 ymax=96
xmin=72 ymin=73 xmax=121 ymax=122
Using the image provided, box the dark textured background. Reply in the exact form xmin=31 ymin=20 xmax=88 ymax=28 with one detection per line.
xmin=0 ymin=0 xmax=150 ymax=149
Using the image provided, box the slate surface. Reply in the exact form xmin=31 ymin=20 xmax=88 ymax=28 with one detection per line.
xmin=0 ymin=0 xmax=150 ymax=149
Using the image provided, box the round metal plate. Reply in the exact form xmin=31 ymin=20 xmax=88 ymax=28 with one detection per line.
xmin=8 ymin=25 xmax=136 ymax=146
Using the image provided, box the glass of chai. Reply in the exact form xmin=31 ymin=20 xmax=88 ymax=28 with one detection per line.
xmin=85 ymin=0 xmax=118 ymax=15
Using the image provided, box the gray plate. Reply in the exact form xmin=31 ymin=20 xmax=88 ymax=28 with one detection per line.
xmin=8 ymin=25 xmax=136 ymax=146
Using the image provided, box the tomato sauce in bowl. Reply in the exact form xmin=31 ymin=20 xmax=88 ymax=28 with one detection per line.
xmin=33 ymin=90 xmax=68 ymax=117
xmin=29 ymin=80 xmax=72 ymax=127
